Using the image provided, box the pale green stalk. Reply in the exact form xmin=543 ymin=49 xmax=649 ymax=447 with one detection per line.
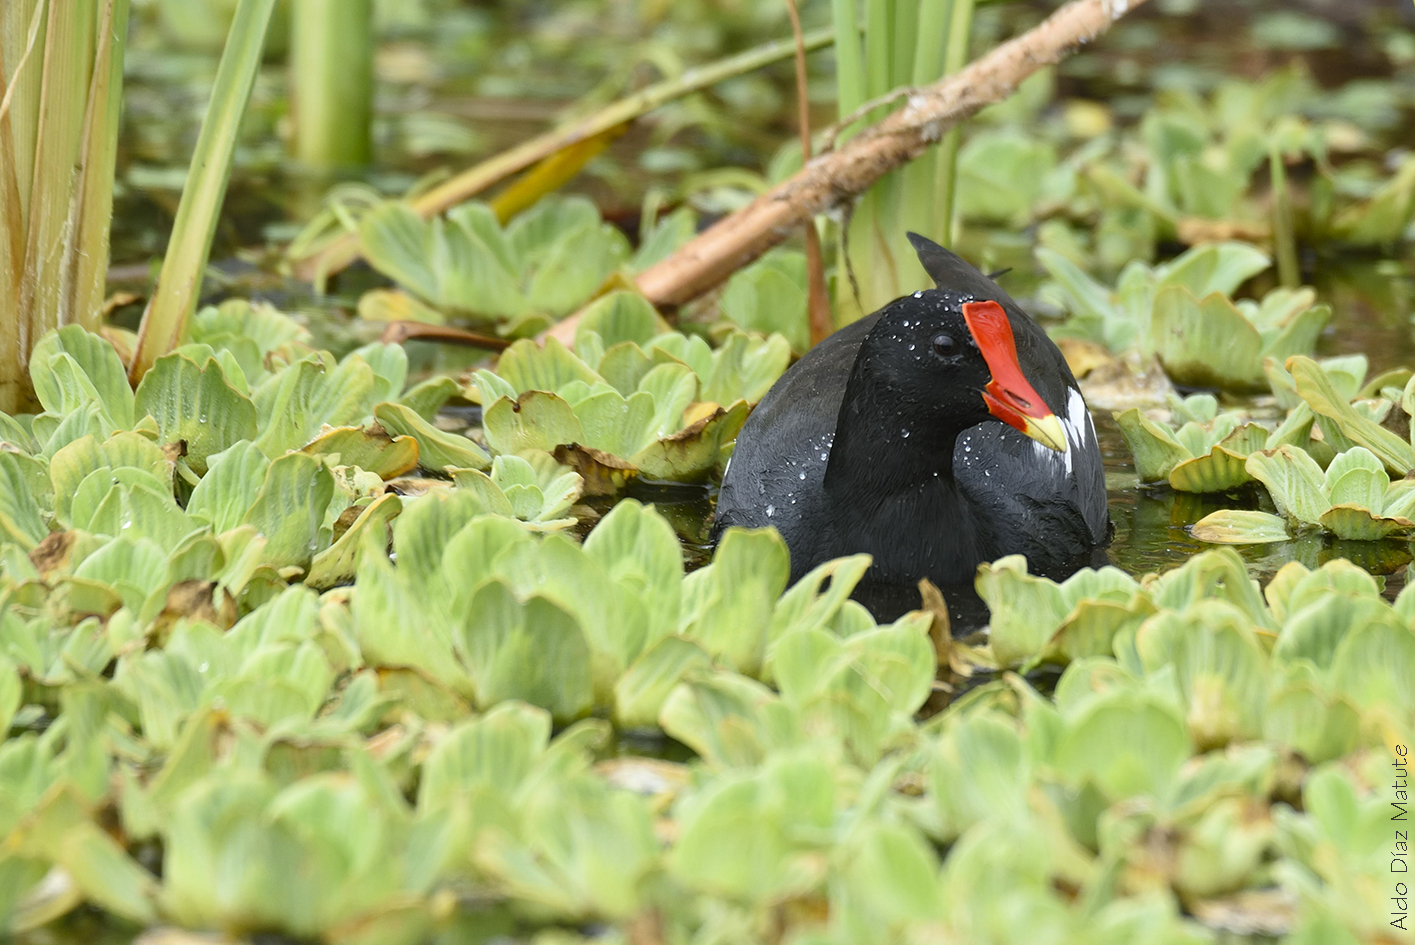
xmin=130 ymin=0 xmax=278 ymax=383
xmin=290 ymin=0 xmax=373 ymax=171
xmin=1 ymin=0 xmax=44 ymax=227
xmin=0 ymin=0 xmax=128 ymax=414
xmin=19 ymin=0 xmax=98 ymax=356
xmin=840 ymin=0 xmax=975 ymax=323
xmin=901 ymin=0 xmax=953 ymax=244
xmin=890 ymin=1 xmax=918 ymax=87
xmin=864 ymin=0 xmax=892 ymax=105
xmin=932 ymin=0 xmax=975 ymax=247
xmin=61 ymin=0 xmax=130 ymax=331
xmin=0 ymin=1 xmax=42 ymax=413
xmin=832 ymin=0 xmax=865 ymax=120
xmin=1270 ymin=146 xmax=1299 ymax=288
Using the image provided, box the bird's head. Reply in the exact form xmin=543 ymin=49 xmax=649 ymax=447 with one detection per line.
xmin=846 ymin=290 xmax=1066 ymax=454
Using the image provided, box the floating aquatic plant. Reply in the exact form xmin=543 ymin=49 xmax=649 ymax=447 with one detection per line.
xmin=1113 ymin=394 xmax=1268 ymax=492
xmin=1150 ymin=284 xmax=1330 ymax=392
xmin=1192 ymin=445 xmax=1415 ymax=543
xmin=471 ymin=291 xmax=790 ymax=485
xmin=358 ymin=196 xmax=631 ymax=336
xmin=1038 ymin=240 xmax=1271 ymax=354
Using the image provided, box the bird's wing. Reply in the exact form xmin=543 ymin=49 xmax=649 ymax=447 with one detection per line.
xmin=713 ymin=313 xmax=881 ymax=557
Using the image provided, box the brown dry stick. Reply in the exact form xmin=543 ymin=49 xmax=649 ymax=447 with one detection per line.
xmin=543 ymin=0 xmax=1151 ymax=346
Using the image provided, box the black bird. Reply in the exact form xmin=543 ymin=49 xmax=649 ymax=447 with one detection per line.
xmin=713 ymin=234 xmax=1109 ymax=619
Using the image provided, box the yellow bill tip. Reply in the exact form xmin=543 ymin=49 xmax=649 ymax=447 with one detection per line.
xmin=1022 ymin=413 xmax=1067 ymax=453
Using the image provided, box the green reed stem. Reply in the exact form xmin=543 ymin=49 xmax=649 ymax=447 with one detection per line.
xmin=130 ymin=0 xmax=277 ymax=383
xmin=290 ymin=0 xmax=373 ymax=172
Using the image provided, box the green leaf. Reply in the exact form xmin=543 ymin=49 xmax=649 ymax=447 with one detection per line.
xmin=1262 ymin=302 xmax=1331 ymax=365
xmin=1167 ymin=443 xmax=1256 ymax=493
xmin=73 ymin=535 xmax=168 ymax=604
xmin=56 ymin=822 xmax=158 ymax=925
xmin=0 ymin=453 xmax=49 ymax=550
xmin=448 ymin=202 xmax=521 ymax=277
xmin=1291 ymin=355 xmax=1415 ymax=475
xmin=190 ymin=300 xmax=309 ymax=379
xmin=30 ymin=326 xmax=135 ymax=428
xmin=720 ymin=252 xmax=809 ymax=354
xmin=1036 ymin=247 xmax=1117 ymax=323
xmin=35 ymin=402 xmax=114 ymax=457
xmin=399 ymin=375 xmax=460 ymax=420
xmin=253 ymin=355 xmax=378 ymax=457
xmin=440 ymin=216 xmax=530 ymax=319
xmin=1330 ymin=619 xmax=1415 ymax=712
xmin=576 ymin=291 xmax=664 ymax=350
xmin=49 ymin=433 xmax=171 ymax=528
xmin=1275 ymin=593 xmax=1397 ymax=668
xmin=1190 ymin=510 xmax=1290 ymax=544
xmin=1152 ymin=286 xmax=1265 ymax=391
xmin=0 ymin=656 xmax=20 ymax=737
xmin=1057 ymin=690 xmax=1191 ymax=800
xmin=659 ymin=671 xmax=797 ymax=769
xmin=613 ymin=636 xmax=711 ymax=730
xmin=631 ymin=401 xmax=749 ymax=482
xmin=1135 ymin=602 xmax=1269 ymax=747
xmin=0 ymin=411 xmax=39 ymax=453
xmin=631 ymin=207 xmax=695 ymax=271
xmin=1263 ymin=683 xmax=1359 ymax=763
xmin=975 ymin=555 xmax=1071 ymax=666
xmin=670 ymin=749 xmax=832 ymax=901
xmin=1318 ymin=505 xmax=1410 ymax=541
xmin=838 ymin=820 xmax=942 ymax=922
xmin=300 ymin=425 xmax=420 ymax=480
xmin=454 ymin=581 xmax=593 ymax=721
xmin=1159 ymin=241 xmax=1270 ymax=299
xmin=596 ymin=342 xmax=655 ymax=397
xmin=373 ymin=401 xmax=489 ymax=472
xmin=1245 ymin=446 xmax=1329 ymax=526
xmin=417 ymin=701 xmax=551 ymax=809
xmin=134 ymin=353 xmax=258 ymax=474
xmin=347 ymin=343 xmax=407 ymax=406
xmin=768 ymin=553 xmax=874 ymax=645
xmin=496 ymin=338 xmax=603 ymax=395
xmin=242 ymin=452 xmax=336 ymax=568
xmin=573 ymin=389 xmax=658 ymax=458
xmin=188 ymin=440 xmax=271 ymax=534
xmin=75 ymin=475 xmax=201 ymax=553
xmin=1113 ymin=408 xmax=1191 ymax=483
xmin=524 ymin=221 xmax=629 ymax=316
xmin=306 ymin=493 xmax=402 ymax=590
xmin=359 ymin=201 xmax=440 ymax=303
xmin=680 ymin=527 xmax=791 ymax=676
xmin=482 ymin=391 xmax=585 ymax=457
xmin=1323 ymin=447 xmax=1387 ymax=512
xmin=696 ymin=332 xmax=792 ymax=406
xmin=932 ymin=712 xmax=1031 ymax=839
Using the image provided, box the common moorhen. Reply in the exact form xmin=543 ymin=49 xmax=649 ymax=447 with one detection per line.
xmin=713 ymin=234 xmax=1110 ymax=618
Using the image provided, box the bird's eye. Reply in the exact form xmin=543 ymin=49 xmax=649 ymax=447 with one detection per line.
xmin=932 ymin=333 xmax=957 ymax=358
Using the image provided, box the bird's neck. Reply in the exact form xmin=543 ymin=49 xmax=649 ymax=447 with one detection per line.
xmin=824 ymin=373 xmax=966 ymax=494
xmin=822 ymin=387 xmax=988 ymax=585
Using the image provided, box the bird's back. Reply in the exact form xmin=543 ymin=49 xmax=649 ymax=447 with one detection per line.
xmin=712 ymin=312 xmax=880 ymax=575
